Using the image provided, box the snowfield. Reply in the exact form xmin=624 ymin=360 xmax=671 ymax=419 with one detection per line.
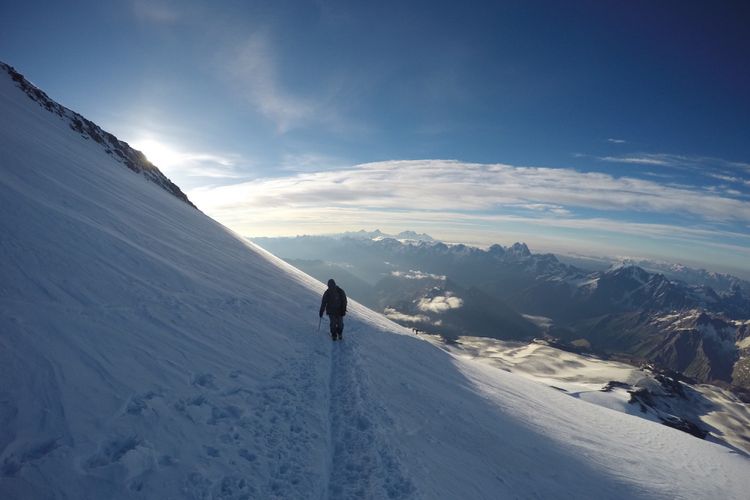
xmin=430 ymin=337 xmax=750 ymax=455
xmin=2 ymin=65 xmax=750 ymax=499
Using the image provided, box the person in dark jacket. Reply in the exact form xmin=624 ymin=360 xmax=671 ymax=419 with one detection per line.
xmin=319 ymin=279 xmax=347 ymax=341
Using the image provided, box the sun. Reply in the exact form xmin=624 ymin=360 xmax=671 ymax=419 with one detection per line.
xmin=131 ymin=139 xmax=183 ymax=169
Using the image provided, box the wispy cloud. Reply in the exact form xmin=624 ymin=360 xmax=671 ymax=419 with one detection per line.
xmin=279 ymin=152 xmax=348 ymax=173
xmin=218 ymin=32 xmax=364 ymax=136
xmin=131 ymin=5 xmax=316 ymax=133
xmin=391 ymin=270 xmax=446 ymax=280
xmin=607 ymin=138 xmax=627 ymax=144
xmin=515 ymin=203 xmax=572 ymax=216
xmin=598 ymin=155 xmax=672 ymax=166
xmin=707 ymin=173 xmax=750 ymax=187
xmin=190 ymin=159 xmax=750 ymax=222
xmin=175 ymin=155 xmax=244 ymax=179
xmin=131 ymin=0 xmax=182 ymax=23
xmin=595 ymin=153 xmax=750 ymax=172
xmin=132 ymin=139 xmax=244 ymax=179
xmin=222 ymin=33 xmax=316 ymax=133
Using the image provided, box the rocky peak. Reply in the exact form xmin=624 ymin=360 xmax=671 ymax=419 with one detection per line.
xmin=609 ymin=264 xmax=650 ymax=283
xmin=488 ymin=244 xmax=505 ymax=256
xmin=508 ymin=242 xmax=531 ymax=257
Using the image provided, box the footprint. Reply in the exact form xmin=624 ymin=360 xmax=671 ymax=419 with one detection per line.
xmin=238 ymin=449 xmax=257 ymax=462
xmin=85 ymin=435 xmax=141 ymax=469
xmin=216 ymin=475 xmax=255 ymax=499
xmin=125 ymin=391 xmax=161 ymax=415
xmin=1 ymin=438 xmax=61 ymax=477
xmin=192 ymin=373 xmax=217 ymax=389
xmin=356 ymin=416 xmax=371 ymax=431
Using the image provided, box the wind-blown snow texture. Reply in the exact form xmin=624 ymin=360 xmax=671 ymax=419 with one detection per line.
xmin=1 ymin=64 xmax=750 ymax=499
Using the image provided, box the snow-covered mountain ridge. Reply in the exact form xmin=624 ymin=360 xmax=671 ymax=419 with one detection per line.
xmin=565 ymin=264 xmax=748 ymax=317
xmin=255 ymin=234 xmax=750 ymax=389
xmin=612 ymin=258 xmax=750 ymax=295
xmin=0 ymin=62 xmax=193 ymax=208
xmin=2 ymin=63 xmax=750 ymax=498
xmin=255 ymin=234 xmax=749 ymax=317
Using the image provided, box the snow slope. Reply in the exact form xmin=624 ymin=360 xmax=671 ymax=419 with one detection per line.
xmin=2 ymin=64 xmax=750 ymax=499
xmin=431 ymin=337 xmax=750 ymax=454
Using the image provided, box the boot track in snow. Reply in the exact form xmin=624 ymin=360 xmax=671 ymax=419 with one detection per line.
xmin=325 ymin=328 xmax=416 ymax=500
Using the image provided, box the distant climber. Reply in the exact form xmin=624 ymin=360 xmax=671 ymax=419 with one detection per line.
xmin=319 ymin=279 xmax=347 ymax=341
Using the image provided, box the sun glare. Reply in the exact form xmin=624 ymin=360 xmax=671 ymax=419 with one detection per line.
xmin=132 ymin=139 xmax=183 ymax=169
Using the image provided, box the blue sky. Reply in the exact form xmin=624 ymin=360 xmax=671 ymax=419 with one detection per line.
xmin=2 ymin=1 xmax=749 ymax=276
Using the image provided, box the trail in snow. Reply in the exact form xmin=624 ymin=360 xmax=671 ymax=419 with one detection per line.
xmin=326 ymin=326 xmax=416 ymax=500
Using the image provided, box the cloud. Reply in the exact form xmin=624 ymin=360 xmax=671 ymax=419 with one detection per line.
xmin=219 ymin=33 xmax=360 ymax=135
xmin=515 ymin=203 xmax=572 ymax=216
xmin=383 ymin=307 xmax=430 ymax=323
xmin=598 ymin=155 xmax=672 ymax=166
xmin=707 ymin=173 xmax=750 ymax=188
xmin=417 ymin=294 xmax=463 ymax=313
xmin=131 ymin=0 xmax=182 ymax=23
xmin=175 ymin=156 xmax=244 ymax=179
xmin=391 ymin=270 xmax=446 ymax=280
xmin=190 ymin=159 xmax=750 ymax=223
xmin=131 ymin=139 xmax=244 ymax=179
xmin=222 ymin=34 xmax=316 ymax=133
xmin=596 ymin=153 xmax=750 ymax=173
xmin=279 ymin=152 xmax=348 ymax=173
xmin=607 ymin=138 xmax=627 ymax=144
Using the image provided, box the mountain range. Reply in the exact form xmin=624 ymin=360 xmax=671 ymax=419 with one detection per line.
xmin=254 ymin=234 xmax=750 ymax=392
